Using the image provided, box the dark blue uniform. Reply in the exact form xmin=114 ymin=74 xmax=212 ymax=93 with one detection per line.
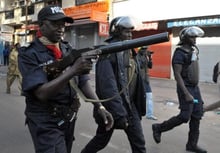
xmin=152 ymin=26 xmax=207 ymax=153
xmin=152 ymin=47 xmax=204 ymax=147
xmin=151 ymin=47 xmax=204 ymax=150
xmin=172 ymin=47 xmax=203 ymax=121
xmin=81 ymin=38 xmax=146 ymax=153
xmin=18 ymin=38 xmax=89 ymax=153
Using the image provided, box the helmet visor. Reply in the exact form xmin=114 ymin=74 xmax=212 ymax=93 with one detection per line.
xmin=184 ymin=26 xmax=204 ymax=37
xmin=115 ymin=16 xmax=135 ymax=29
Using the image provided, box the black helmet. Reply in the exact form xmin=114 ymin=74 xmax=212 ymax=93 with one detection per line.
xmin=178 ymin=26 xmax=204 ymax=45
xmin=109 ymin=16 xmax=135 ymax=36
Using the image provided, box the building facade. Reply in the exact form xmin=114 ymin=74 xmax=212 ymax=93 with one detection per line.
xmin=112 ymin=0 xmax=220 ymax=82
xmin=1 ymin=0 xmax=220 ymax=83
xmin=0 ymin=0 xmax=110 ymax=65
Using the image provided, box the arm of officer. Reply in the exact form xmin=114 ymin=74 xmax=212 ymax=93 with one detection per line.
xmin=34 ymin=55 xmax=95 ymax=102
xmin=80 ymin=80 xmax=114 ymax=131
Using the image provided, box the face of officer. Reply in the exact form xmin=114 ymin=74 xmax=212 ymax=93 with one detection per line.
xmin=40 ymin=19 xmax=65 ymax=43
xmin=184 ymin=36 xmax=196 ymax=46
xmin=188 ymin=37 xmax=196 ymax=45
xmin=119 ymin=28 xmax=133 ymax=41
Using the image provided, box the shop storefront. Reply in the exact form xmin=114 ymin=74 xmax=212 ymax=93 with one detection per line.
xmin=133 ymin=21 xmax=172 ymax=79
xmin=111 ymin=0 xmax=220 ymax=82
xmin=167 ymin=16 xmax=220 ymax=82
xmin=63 ymin=1 xmax=110 ymax=49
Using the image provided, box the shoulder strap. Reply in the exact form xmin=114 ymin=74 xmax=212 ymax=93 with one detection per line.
xmin=69 ymin=64 xmax=135 ymax=103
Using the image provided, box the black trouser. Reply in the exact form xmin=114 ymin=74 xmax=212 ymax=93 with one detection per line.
xmin=81 ymin=105 xmax=146 ymax=153
xmin=187 ymin=117 xmax=200 ymax=147
xmin=4 ymin=55 xmax=9 ymax=65
xmin=26 ymin=110 xmax=76 ymax=153
xmin=158 ymin=85 xmax=203 ymax=144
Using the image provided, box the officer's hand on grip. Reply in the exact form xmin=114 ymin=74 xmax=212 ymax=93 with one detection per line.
xmin=97 ymin=106 xmax=114 ymax=131
xmin=71 ymin=55 xmax=96 ymax=75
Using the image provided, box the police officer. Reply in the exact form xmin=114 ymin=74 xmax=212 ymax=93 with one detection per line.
xmin=6 ymin=42 xmax=22 ymax=94
xmin=81 ymin=16 xmax=147 ymax=153
xmin=18 ymin=5 xmax=113 ymax=153
xmin=152 ymin=26 xmax=207 ymax=153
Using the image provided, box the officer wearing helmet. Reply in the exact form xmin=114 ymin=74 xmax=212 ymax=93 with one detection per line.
xmin=152 ymin=26 xmax=207 ymax=153
xmin=178 ymin=26 xmax=204 ymax=45
xmin=81 ymin=16 xmax=147 ymax=153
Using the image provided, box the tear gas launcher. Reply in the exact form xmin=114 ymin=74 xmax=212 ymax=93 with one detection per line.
xmin=44 ymin=32 xmax=170 ymax=76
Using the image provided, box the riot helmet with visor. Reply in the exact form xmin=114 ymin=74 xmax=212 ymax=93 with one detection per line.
xmin=109 ymin=16 xmax=135 ymax=37
xmin=178 ymin=26 xmax=204 ymax=45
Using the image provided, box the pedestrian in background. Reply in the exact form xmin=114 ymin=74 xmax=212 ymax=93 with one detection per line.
xmin=18 ymin=5 xmax=113 ymax=153
xmin=6 ymin=42 xmax=22 ymax=95
xmin=152 ymin=26 xmax=207 ymax=153
xmin=0 ymin=41 xmax=4 ymax=65
xmin=137 ymin=46 xmax=157 ymax=120
xmin=81 ymin=16 xmax=147 ymax=153
xmin=3 ymin=42 xmax=10 ymax=66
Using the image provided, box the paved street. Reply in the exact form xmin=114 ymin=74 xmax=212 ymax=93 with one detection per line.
xmin=0 ymin=65 xmax=220 ymax=153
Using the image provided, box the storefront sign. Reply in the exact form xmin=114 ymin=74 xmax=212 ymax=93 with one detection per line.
xmin=99 ymin=22 xmax=109 ymax=37
xmin=142 ymin=22 xmax=158 ymax=30
xmin=64 ymin=1 xmax=109 ymax=22
xmin=21 ymin=24 xmax=39 ymax=30
xmin=134 ymin=22 xmax=158 ymax=31
xmin=167 ymin=18 xmax=220 ymax=28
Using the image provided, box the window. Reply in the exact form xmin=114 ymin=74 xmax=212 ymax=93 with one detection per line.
xmin=46 ymin=0 xmax=62 ymax=6
xmin=19 ymin=0 xmax=25 ymax=6
xmin=21 ymin=5 xmax=34 ymax=16
xmin=5 ymin=10 xmax=14 ymax=19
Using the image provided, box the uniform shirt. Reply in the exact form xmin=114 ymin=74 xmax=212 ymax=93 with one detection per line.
xmin=18 ymin=38 xmax=89 ymax=112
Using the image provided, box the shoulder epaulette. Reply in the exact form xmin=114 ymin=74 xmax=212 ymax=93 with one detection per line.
xmin=21 ymin=42 xmax=31 ymax=48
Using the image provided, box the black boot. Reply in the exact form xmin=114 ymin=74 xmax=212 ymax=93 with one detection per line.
xmin=186 ymin=144 xmax=207 ymax=153
xmin=152 ymin=116 xmax=182 ymax=144
xmin=186 ymin=118 xmax=207 ymax=153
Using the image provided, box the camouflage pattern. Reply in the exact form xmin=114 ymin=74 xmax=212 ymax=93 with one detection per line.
xmin=6 ymin=47 xmax=22 ymax=94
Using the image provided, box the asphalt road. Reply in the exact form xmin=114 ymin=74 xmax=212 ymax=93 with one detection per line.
xmin=0 ymin=66 xmax=219 ymax=153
